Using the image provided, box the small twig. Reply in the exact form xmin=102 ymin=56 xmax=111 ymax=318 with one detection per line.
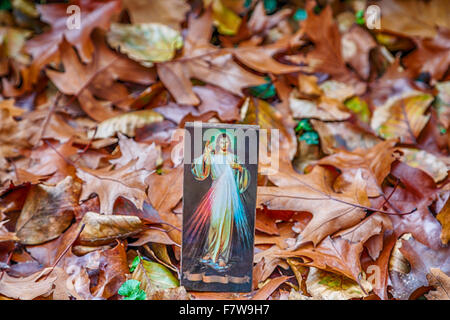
xmin=36 ymin=92 xmax=62 ymax=146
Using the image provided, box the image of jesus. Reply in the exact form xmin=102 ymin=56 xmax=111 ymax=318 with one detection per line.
xmin=184 ymin=133 xmax=252 ymax=272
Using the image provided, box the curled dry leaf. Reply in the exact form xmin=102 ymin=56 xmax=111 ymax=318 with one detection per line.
xmin=89 ymin=110 xmax=164 ymax=139
xmin=289 ymin=90 xmax=351 ymax=121
xmin=251 ymin=276 xmax=291 ymax=300
xmin=129 ymin=229 xmax=178 ymax=247
xmin=78 ymin=211 xmax=146 ymax=246
xmin=335 ymin=212 xmax=392 ymax=260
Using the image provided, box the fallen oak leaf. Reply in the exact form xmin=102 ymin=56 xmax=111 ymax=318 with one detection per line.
xmin=258 ymin=166 xmax=370 ymax=247
xmin=334 ymin=212 xmax=392 ymax=261
xmin=110 ymin=133 xmax=161 ymax=171
xmin=403 ymin=28 xmax=450 ymax=81
xmin=318 ymin=140 xmax=397 ymax=197
xmin=157 ymin=9 xmax=267 ymax=105
xmin=25 ymin=0 xmax=122 ymax=83
xmin=288 ymin=1 xmax=366 ymax=94
xmin=77 ymin=160 xmax=151 ymax=214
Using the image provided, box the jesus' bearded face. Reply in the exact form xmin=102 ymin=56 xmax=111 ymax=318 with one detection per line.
xmin=217 ymin=134 xmax=231 ymax=153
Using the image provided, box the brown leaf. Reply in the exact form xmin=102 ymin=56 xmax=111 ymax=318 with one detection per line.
xmin=311 ymin=120 xmax=381 ymax=154
xmin=192 ymin=85 xmax=241 ymax=121
xmin=16 ymin=176 xmax=80 ymax=245
xmin=255 ymin=209 xmax=279 ymax=235
xmin=371 ymin=92 xmax=433 ymax=144
xmin=110 ymin=133 xmax=161 ymax=171
xmin=294 ymin=1 xmax=366 ymax=94
xmin=335 ymin=212 xmax=392 ymax=260
xmin=0 ymin=267 xmax=57 ymax=300
xmin=252 ymin=276 xmax=291 ymax=300
xmin=123 ymin=0 xmax=190 ymax=31
xmin=78 ymin=211 xmax=146 ymax=246
xmin=129 ymin=228 xmax=178 ymax=247
xmin=0 ymin=220 xmax=18 ymax=242
xmin=25 ymin=0 xmax=121 ymax=83
xmin=157 ymin=10 xmax=267 ymax=105
xmin=258 ymin=166 xmax=370 ymax=246
xmin=379 ymin=0 xmax=450 ymax=38
xmin=47 ymin=36 xmax=155 ymax=121
xmin=375 ymin=161 xmax=442 ymax=249
xmin=318 ymin=140 xmax=397 ymax=197
xmin=77 ymin=161 xmax=150 ymax=214
xmin=289 ymin=90 xmax=351 ymax=121
xmin=425 ymin=268 xmax=450 ymax=300
xmin=437 ymin=197 xmax=450 ymax=245
xmin=403 ymin=28 xmax=450 ymax=81
xmin=389 ymin=235 xmax=450 ymax=300
xmin=147 ymin=166 xmax=183 ymax=215
xmin=341 ymin=26 xmax=377 ymax=80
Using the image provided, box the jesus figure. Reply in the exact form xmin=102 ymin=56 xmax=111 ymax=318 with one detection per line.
xmin=184 ymin=133 xmax=252 ymax=271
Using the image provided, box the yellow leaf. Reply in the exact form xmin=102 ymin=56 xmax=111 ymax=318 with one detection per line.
xmin=204 ymin=0 xmax=242 ymax=35
xmin=371 ymin=92 xmax=433 ymax=143
xmin=107 ymin=23 xmax=183 ymax=67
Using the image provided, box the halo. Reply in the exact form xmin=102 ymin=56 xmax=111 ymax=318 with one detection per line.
xmin=209 ymin=129 xmax=235 ymax=151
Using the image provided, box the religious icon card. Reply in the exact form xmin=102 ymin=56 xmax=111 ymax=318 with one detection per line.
xmin=181 ymin=122 xmax=259 ymax=292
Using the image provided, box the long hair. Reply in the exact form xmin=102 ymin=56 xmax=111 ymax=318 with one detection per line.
xmin=215 ymin=133 xmax=232 ymax=153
